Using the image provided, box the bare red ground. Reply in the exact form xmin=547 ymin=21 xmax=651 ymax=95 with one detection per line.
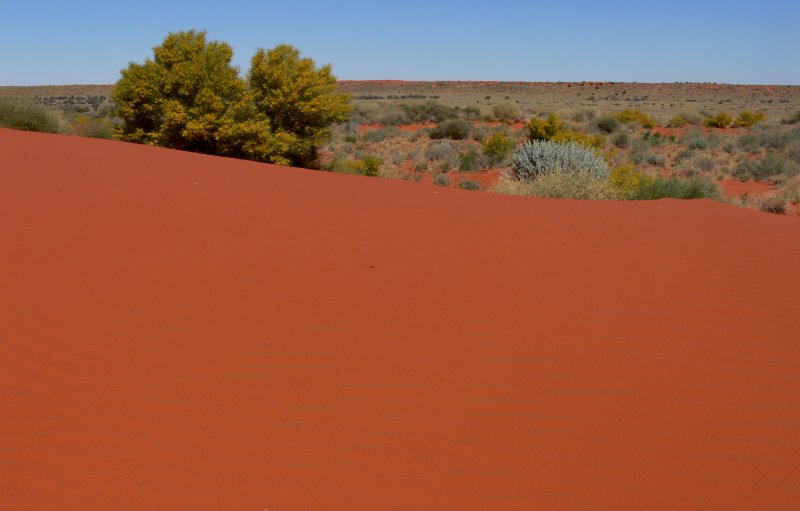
xmin=720 ymin=178 xmax=774 ymax=197
xmin=2 ymin=128 xmax=800 ymax=510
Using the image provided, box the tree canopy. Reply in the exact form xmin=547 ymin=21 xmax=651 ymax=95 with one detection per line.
xmin=112 ymin=30 xmax=350 ymax=167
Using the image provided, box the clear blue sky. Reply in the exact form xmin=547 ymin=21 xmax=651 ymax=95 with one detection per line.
xmin=1 ymin=0 xmax=798 ymax=85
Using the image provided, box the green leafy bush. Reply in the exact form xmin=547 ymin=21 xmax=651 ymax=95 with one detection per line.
xmin=596 ymin=116 xmax=620 ymax=133
xmin=482 ymin=132 xmax=515 ymax=166
xmin=627 ymin=176 xmax=721 ymax=200
xmin=511 ymin=140 xmax=609 ymax=181
xmin=429 ymin=119 xmax=471 ymax=140
xmin=0 ymin=95 xmax=68 ymax=133
xmin=357 ymin=155 xmax=382 ymax=177
xmin=459 ymin=148 xmax=485 ymax=171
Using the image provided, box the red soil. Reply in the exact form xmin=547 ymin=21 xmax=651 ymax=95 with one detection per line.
xmin=2 ymin=128 xmax=800 ymax=510
xmin=720 ymin=178 xmax=774 ymax=197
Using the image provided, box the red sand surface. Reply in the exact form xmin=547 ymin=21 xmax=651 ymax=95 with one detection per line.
xmin=2 ymin=128 xmax=800 ymax=510
xmin=720 ymin=178 xmax=774 ymax=197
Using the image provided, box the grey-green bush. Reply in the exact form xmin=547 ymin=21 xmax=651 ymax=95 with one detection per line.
xmin=512 ymin=140 xmax=609 ymax=181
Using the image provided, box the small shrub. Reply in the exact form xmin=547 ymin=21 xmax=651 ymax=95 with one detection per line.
xmin=459 ymin=180 xmax=480 ymax=190
xmin=425 ymin=140 xmax=459 ymax=164
xmin=615 ymin=109 xmax=656 ymax=128
xmin=784 ymin=110 xmax=800 ymax=125
xmin=399 ymin=101 xmax=457 ymax=123
xmin=682 ymin=129 xmax=712 ymax=150
xmin=752 ymin=193 xmax=787 ymax=214
xmin=667 ymin=115 xmax=688 ymax=127
xmin=609 ymin=163 xmax=653 ymax=197
xmin=734 ymin=110 xmax=766 ymax=128
xmin=628 ymin=176 xmax=721 ymax=200
xmin=358 ymin=155 xmax=382 ymax=177
xmin=611 ymin=131 xmax=629 ymax=148
xmin=433 ymin=173 xmax=450 ymax=187
xmin=362 ymin=126 xmax=396 ymax=142
xmin=429 ymin=119 xmax=471 ymax=140
xmin=492 ymin=102 xmax=521 ymax=122
xmin=459 ymin=148 xmax=485 ymax=171
xmin=734 ymin=153 xmax=800 ymax=180
xmin=512 ymin=140 xmax=609 ymax=181
xmin=703 ymin=112 xmax=733 ymax=128
xmin=482 ymin=132 xmax=515 ymax=166
xmin=0 ymin=96 xmax=68 ymax=133
xmin=527 ymin=113 xmax=564 ymax=141
xmin=494 ymin=172 xmax=619 ymax=200
xmin=324 ymin=157 xmax=361 ymax=174
xmin=596 ymin=116 xmax=620 ymax=133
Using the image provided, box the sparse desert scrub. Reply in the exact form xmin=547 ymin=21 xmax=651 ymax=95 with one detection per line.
xmin=494 ymin=172 xmax=620 ymax=200
xmin=734 ymin=153 xmax=800 ymax=181
xmin=458 ymin=148 xmax=486 ymax=171
xmin=429 ymin=119 xmax=472 ymax=140
xmin=492 ymin=102 xmax=521 ymax=122
xmin=745 ymin=192 xmax=788 ymax=214
xmin=0 ymin=95 xmax=68 ymax=133
xmin=627 ymin=175 xmax=721 ymax=200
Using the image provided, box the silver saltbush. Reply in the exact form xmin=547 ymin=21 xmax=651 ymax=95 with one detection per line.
xmin=512 ymin=140 xmax=609 ymax=181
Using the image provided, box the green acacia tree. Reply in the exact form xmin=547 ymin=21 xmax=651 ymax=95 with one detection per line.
xmin=248 ymin=44 xmax=351 ymax=168
xmin=112 ymin=31 xmax=349 ymax=167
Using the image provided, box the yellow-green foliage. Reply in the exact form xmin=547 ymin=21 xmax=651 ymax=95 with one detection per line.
xmin=357 ymin=155 xmax=382 ymax=177
xmin=615 ymin=109 xmax=656 ymax=128
xmin=733 ymin=110 xmax=766 ymax=128
xmin=248 ymin=44 xmax=351 ymax=168
xmin=112 ymin=30 xmax=350 ymax=168
xmin=703 ymin=112 xmax=733 ymax=128
xmin=494 ymin=173 xmax=620 ymax=200
xmin=527 ymin=113 xmax=605 ymax=151
xmin=482 ymin=132 xmax=515 ymax=166
xmin=552 ymin=130 xmax=605 ymax=150
xmin=608 ymin=163 xmax=653 ymax=197
xmin=527 ymin=113 xmax=564 ymax=141
xmin=668 ymin=115 xmax=688 ymax=127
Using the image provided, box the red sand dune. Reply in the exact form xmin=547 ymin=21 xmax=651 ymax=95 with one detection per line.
xmin=2 ymin=128 xmax=800 ymax=510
